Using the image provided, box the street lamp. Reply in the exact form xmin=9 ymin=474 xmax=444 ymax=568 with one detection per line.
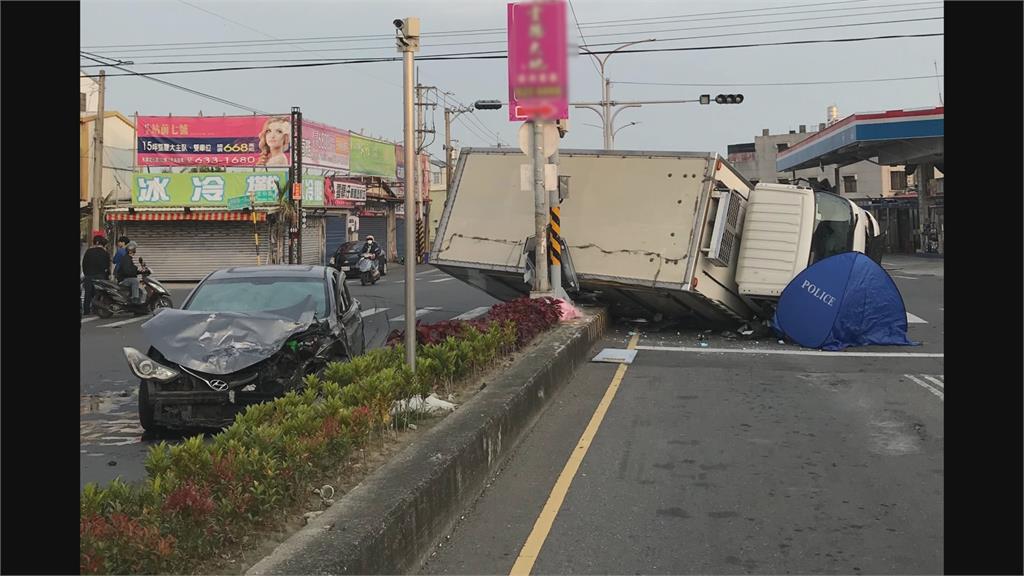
xmin=612 ymin=121 xmax=640 ymax=147
xmin=576 ymin=38 xmax=656 ymax=149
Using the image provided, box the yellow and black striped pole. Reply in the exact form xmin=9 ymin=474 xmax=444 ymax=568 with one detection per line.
xmin=548 ymin=204 xmax=562 ymax=267
xmin=416 ymin=217 xmax=426 ymax=264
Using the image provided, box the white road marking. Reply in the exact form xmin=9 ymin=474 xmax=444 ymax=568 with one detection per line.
xmin=99 ymin=316 xmax=149 ymax=328
xmin=907 ymin=312 xmax=928 ymax=324
xmin=429 ymin=277 xmax=456 ymax=283
xmin=81 ymin=316 xmax=99 ymax=324
xmin=922 ymin=375 xmax=944 ymax=389
xmin=360 ymin=307 xmax=389 ymax=318
xmin=893 ymin=275 xmax=917 ymax=280
xmin=452 ymin=306 xmax=491 ymax=321
xmin=391 ymin=307 xmax=443 ymax=323
xmin=635 ymin=345 xmax=944 ymax=358
xmin=905 ymin=374 xmax=944 ymax=400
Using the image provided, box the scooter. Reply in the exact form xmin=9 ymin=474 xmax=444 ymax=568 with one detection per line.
xmin=91 ymin=259 xmax=174 ymax=318
xmin=358 ymin=252 xmax=381 ymax=285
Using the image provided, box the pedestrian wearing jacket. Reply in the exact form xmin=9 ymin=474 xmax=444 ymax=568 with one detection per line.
xmin=81 ymin=236 xmax=111 ymax=315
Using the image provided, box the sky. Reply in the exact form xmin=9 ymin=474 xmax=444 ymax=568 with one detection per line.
xmin=80 ymin=0 xmax=944 ymax=161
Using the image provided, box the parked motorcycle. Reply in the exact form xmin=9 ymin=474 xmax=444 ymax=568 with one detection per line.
xmin=358 ymin=252 xmax=381 ymax=285
xmin=91 ymin=259 xmax=174 ymax=318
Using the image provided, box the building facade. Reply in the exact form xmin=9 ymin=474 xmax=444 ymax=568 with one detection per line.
xmin=727 ymin=124 xmax=908 ymax=200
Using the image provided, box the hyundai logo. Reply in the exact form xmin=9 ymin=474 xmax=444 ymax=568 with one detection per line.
xmin=208 ymin=380 xmax=229 ymax=392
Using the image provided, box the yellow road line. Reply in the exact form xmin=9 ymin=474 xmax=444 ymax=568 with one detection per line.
xmin=510 ymin=333 xmax=640 ymax=575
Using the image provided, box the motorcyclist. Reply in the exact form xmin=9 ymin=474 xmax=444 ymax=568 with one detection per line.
xmin=363 ymin=235 xmax=383 ymax=261
xmin=118 ymin=241 xmax=143 ymax=304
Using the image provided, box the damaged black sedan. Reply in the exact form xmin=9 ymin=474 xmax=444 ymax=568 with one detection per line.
xmin=123 ymin=265 xmax=365 ymax=432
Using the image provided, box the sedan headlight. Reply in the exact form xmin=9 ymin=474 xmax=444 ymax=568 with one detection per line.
xmin=123 ymin=347 xmax=181 ymax=382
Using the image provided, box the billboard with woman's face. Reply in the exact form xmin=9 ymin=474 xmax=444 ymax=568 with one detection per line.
xmin=136 ymin=115 xmax=292 ymax=167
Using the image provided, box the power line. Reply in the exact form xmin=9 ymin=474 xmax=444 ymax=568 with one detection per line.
xmin=175 ymin=0 xmax=400 ymax=91
xmin=82 ymin=13 xmax=944 ymax=69
xmin=83 ymin=4 xmax=940 ymax=60
xmin=616 ymin=73 xmax=944 ymax=87
xmin=80 ymin=0 xmax=939 ymax=52
xmin=587 ymin=15 xmax=942 ymax=46
xmin=83 ymin=33 xmax=943 ymax=78
xmin=567 ymin=0 xmax=602 ymax=78
xmin=79 ymin=51 xmax=267 ymax=114
xmin=448 ymin=93 xmax=507 ymax=146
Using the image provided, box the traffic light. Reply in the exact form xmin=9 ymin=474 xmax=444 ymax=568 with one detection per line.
xmin=474 ymin=100 xmax=503 ymax=110
xmin=715 ymin=94 xmax=744 ymax=104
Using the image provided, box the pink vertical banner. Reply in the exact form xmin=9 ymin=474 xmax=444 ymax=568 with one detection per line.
xmin=507 ymin=0 xmax=569 ymax=121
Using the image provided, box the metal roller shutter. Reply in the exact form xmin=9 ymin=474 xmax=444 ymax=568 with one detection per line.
xmin=360 ymin=216 xmax=388 ymax=256
xmin=396 ymin=217 xmax=407 ymax=260
xmin=123 ymin=221 xmax=272 ymax=281
xmin=324 ymin=214 xmax=348 ymax=264
xmin=301 ymin=216 xmax=324 ymax=265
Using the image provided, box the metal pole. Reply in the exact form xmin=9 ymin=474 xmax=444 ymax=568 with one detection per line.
xmin=403 ymin=43 xmax=417 ymax=368
xmin=532 ymin=120 xmax=549 ymax=292
xmin=602 ymin=77 xmax=611 ymax=150
xmin=91 ymin=70 xmax=106 ymax=235
xmin=444 ymin=108 xmax=453 ymax=194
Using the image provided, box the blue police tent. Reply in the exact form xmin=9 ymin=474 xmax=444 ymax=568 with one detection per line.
xmin=772 ymin=252 xmax=917 ymax=351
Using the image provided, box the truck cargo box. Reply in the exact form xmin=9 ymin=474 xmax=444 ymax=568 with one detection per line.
xmin=431 ymin=148 xmax=758 ymax=326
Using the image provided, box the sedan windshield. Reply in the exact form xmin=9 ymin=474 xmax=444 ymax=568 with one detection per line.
xmin=185 ymin=277 xmax=328 ymax=320
xmin=339 ymin=241 xmax=367 ymax=255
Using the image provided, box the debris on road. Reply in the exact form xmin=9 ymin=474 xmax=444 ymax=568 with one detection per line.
xmin=592 ymin=348 xmax=638 ymax=364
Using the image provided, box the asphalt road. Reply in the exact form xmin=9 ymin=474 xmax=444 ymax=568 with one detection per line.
xmin=420 ymin=262 xmax=943 ymax=574
xmin=79 ymin=264 xmax=498 ymax=490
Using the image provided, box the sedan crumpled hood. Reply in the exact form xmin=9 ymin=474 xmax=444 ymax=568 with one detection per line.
xmin=141 ymin=305 xmax=318 ymax=375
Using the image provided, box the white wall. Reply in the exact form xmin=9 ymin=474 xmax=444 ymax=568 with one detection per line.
xmin=80 ymin=73 xmax=100 ymax=115
xmin=82 ymin=114 xmax=136 ymax=203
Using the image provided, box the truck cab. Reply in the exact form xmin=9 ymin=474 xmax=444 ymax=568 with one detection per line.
xmin=735 ymin=183 xmax=881 ymax=303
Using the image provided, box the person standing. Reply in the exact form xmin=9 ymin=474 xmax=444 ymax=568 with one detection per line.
xmin=81 ymin=235 xmax=111 ymax=315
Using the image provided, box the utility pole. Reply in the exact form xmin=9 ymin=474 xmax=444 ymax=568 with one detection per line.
xmin=91 ymin=70 xmax=106 ymax=236
xmin=397 ymin=16 xmax=420 ymax=370
xmin=443 ymin=104 xmax=473 ymax=194
xmin=531 ymin=120 xmax=549 ymax=293
xmin=414 ymin=80 xmax=437 ymax=262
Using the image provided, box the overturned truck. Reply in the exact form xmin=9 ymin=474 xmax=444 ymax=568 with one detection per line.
xmin=431 ymin=148 xmax=882 ymax=326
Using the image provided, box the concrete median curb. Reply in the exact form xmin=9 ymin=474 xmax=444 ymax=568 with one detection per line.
xmin=247 ymin=307 xmax=608 ymax=575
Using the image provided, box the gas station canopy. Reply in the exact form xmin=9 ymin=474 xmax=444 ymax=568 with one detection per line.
xmin=776 ymin=107 xmax=943 ymax=172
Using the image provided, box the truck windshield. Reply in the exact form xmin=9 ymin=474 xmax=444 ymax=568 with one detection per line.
xmin=810 ymin=191 xmax=855 ymax=264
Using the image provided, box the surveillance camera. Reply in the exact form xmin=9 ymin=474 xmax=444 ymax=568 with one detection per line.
xmin=393 ymin=19 xmax=404 ymax=29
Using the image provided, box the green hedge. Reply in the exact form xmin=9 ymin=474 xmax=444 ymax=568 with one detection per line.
xmin=80 ymin=321 xmax=522 ymax=574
